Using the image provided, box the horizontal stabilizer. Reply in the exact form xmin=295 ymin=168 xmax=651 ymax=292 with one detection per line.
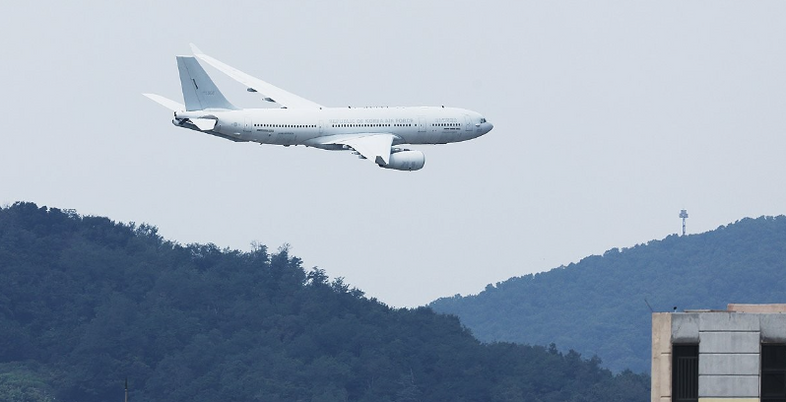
xmin=143 ymin=93 xmax=184 ymax=111
xmin=191 ymin=118 xmax=217 ymax=131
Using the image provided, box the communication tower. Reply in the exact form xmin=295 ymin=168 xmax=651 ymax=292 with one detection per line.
xmin=679 ymin=209 xmax=688 ymax=236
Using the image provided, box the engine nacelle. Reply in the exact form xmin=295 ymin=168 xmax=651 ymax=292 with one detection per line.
xmin=380 ymin=150 xmax=425 ymax=171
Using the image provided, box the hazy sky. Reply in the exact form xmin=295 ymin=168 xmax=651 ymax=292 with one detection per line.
xmin=2 ymin=1 xmax=785 ymax=307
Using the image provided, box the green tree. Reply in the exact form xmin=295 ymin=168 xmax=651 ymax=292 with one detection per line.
xmin=0 ymin=366 xmax=55 ymax=402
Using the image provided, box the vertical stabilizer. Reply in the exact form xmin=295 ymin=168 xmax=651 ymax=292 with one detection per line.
xmin=176 ymin=56 xmax=237 ymax=111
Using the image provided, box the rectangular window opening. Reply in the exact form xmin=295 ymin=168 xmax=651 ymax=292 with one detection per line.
xmin=673 ymin=344 xmax=698 ymax=402
xmin=762 ymin=344 xmax=786 ymax=402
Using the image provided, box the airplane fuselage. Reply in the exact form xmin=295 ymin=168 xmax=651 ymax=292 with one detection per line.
xmin=175 ymin=106 xmax=492 ymax=149
xmin=146 ymin=48 xmax=492 ymax=171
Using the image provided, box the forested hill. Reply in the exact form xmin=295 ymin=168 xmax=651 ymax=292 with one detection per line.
xmin=0 ymin=202 xmax=648 ymax=402
xmin=430 ymin=215 xmax=786 ymax=374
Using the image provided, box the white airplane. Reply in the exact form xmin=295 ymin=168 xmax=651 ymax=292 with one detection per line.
xmin=144 ymin=45 xmax=493 ymax=171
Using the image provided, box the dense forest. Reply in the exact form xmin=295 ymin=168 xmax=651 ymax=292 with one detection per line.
xmin=0 ymin=202 xmax=648 ymax=402
xmin=431 ymin=215 xmax=786 ymax=374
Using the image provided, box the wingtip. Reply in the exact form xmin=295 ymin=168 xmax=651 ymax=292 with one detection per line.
xmin=189 ymin=43 xmax=204 ymax=55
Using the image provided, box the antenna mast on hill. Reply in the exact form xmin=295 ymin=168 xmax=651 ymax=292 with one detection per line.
xmin=679 ymin=209 xmax=689 ymax=236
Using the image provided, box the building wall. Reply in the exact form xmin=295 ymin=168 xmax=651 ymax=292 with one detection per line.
xmin=692 ymin=312 xmax=760 ymax=400
xmin=652 ymin=313 xmax=672 ymax=402
xmin=652 ymin=307 xmax=786 ymax=402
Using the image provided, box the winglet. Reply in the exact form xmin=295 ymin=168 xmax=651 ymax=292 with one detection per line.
xmin=189 ymin=43 xmax=204 ymax=56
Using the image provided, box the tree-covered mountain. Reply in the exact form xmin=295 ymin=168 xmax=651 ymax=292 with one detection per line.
xmin=0 ymin=202 xmax=648 ymax=402
xmin=430 ymin=216 xmax=786 ymax=374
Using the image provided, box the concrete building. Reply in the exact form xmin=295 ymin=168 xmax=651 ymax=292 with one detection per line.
xmin=652 ymin=304 xmax=786 ymax=402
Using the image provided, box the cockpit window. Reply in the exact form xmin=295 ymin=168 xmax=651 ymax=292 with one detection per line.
xmin=480 ymin=118 xmax=487 ymax=123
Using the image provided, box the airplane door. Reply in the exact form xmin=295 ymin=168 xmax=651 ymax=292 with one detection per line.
xmin=418 ymin=117 xmax=426 ymax=132
xmin=244 ymin=116 xmax=252 ymax=132
xmin=464 ymin=115 xmax=473 ymax=132
xmin=319 ymin=120 xmax=324 ymax=134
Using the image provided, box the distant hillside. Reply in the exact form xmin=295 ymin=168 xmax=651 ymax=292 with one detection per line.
xmin=0 ymin=202 xmax=648 ymax=402
xmin=430 ymin=216 xmax=786 ymax=374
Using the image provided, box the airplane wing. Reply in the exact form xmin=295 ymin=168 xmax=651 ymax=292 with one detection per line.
xmin=309 ymin=133 xmax=396 ymax=166
xmin=190 ymin=44 xmax=323 ymax=110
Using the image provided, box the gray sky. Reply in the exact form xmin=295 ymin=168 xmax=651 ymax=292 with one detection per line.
xmin=2 ymin=1 xmax=785 ymax=307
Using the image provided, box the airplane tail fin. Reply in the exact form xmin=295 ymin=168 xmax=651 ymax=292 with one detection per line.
xmin=176 ymin=56 xmax=237 ymax=111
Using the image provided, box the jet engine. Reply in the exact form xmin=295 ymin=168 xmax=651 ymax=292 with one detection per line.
xmin=380 ymin=150 xmax=425 ymax=171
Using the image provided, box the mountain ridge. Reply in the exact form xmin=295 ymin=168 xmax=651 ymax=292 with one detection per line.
xmin=430 ymin=215 xmax=786 ymax=373
xmin=0 ymin=202 xmax=649 ymax=402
